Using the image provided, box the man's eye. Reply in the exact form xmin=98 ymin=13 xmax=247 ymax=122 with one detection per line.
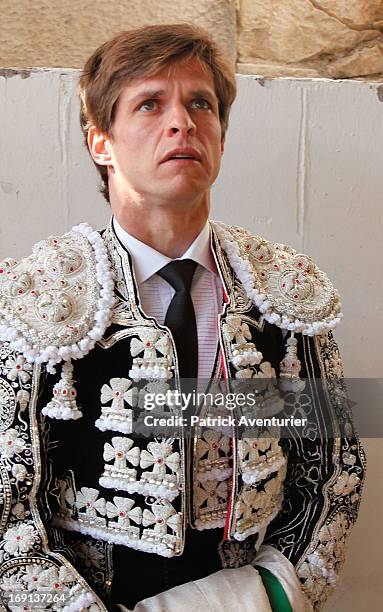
xmin=138 ymin=100 xmax=157 ymax=112
xmin=190 ymin=98 xmax=211 ymax=110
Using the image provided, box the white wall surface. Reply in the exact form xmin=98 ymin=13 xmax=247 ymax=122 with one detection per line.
xmin=1 ymin=70 xmax=382 ymax=377
xmin=0 ymin=69 xmax=381 ymax=610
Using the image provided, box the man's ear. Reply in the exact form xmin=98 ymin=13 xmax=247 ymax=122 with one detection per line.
xmin=87 ymin=126 xmax=112 ymax=167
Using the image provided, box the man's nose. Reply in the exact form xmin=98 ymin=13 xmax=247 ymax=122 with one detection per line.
xmin=166 ymin=105 xmax=196 ymax=137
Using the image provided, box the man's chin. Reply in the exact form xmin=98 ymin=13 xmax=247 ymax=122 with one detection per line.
xmin=155 ymin=178 xmax=211 ymax=203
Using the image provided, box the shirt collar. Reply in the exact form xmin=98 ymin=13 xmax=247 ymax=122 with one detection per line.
xmin=113 ymin=217 xmax=217 ymax=285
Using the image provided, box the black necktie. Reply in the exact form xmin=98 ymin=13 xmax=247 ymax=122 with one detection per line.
xmin=157 ymin=259 xmax=198 ymax=380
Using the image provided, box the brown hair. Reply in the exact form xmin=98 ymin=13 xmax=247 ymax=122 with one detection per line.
xmin=78 ymin=23 xmax=237 ymax=202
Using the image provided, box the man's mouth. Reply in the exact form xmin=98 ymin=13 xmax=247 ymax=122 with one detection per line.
xmin=168 ymin=155 xmax=195 ymax=160
xmin=161 ymin=148 xmax=201 ymax=163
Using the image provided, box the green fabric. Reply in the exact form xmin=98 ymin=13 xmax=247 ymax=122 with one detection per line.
xmin=254 ymin=565 xmax=293 ymax=612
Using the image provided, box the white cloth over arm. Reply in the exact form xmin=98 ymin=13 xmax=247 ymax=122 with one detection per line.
xmin=255 ymin=544 xmax=313 ymax=612
xmin=117 ymin=565 xmax=272 ymax=612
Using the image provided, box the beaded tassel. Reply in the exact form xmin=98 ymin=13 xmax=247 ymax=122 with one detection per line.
xmin=279 ymin=333 xmax=305 ymax=392
xmin=231 ymin=341 xmax=263 ymax=368
xmin=129 ymin=356 xmax=173 ymax=382
xmin=42 ymin=361 xmax=82 ymax=420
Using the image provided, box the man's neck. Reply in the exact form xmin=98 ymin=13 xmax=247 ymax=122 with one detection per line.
xmin=111 ymin=194 xmax=210 ymax=259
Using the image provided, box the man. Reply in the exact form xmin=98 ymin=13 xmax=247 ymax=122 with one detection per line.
xmin=0 ymin=24 xmax=365 ymax=611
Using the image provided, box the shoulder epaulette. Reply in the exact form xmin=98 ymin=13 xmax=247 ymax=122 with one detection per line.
xmin=213 ymin=221 xmax=342 ymax=336
xmin=0 ymin=223 xmax=115 ymax=372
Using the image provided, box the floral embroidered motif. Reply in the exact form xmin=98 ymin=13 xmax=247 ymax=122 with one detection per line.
xmin=233 ymin=278 xmax=254 ymax=312
xmin=23 ymin=563 xmax=47 ymax=590
xmin=233 ymin=467 xmax=286 ymax=541
xmin=129 ymin=328 xmax=173 ymax=381
xmin=223 ymin=316 xmax=253 ymax=345
xmin=11 ymin=463 xmax=28 ymax=481
xmin=298 ymin=512 xmax=351 ymax=607
xmin=52 ymin=476 xmax=76 ymax=521
xmin=238 ymin=430 xmax=286 ymax=484
xmin=54 ymin=476 xmax=182 ymax=557
xmin=0 ymin=348 xmax=36 ymax=575
xmin=5 ymin=354 xmax=32 ymax=384
xmin=234 ymin=361 xmax=276 ymax=384
xmin=76 ymin=487 xmax=107 ymax=522
xmin=0 ymin=427 xmax=26 ymax=458
xmin=106 ymin=496 xmax=142 ymax=531
xmin=31 ymin=564 xmax=74 ymax=591
xmin=194 ymin=479 xmax=228 ymax=529
xmin=223 ymin=314 xmax=263 ymax=368
xmin=35 ymin=289 xmax=75 ymax=323
xmin=140 ymin=440 xmax=180 ymax=489
xmin=249 ymin=238 xmax=275 ymax=264
xmin=2 ymin=522 xmax=39 ymax=555
xmin=103 ymin=222 xmax=134 ymax=318
xmin=332 ymin=471 xmax=360 ymax=499
xmin=195 ymin=430 xmax=231 ymax=482
xmin=0 ymin=561 xmax=98 ymax=611
xmin=298 ymin=560 xmax=329 ymax=603
xmin=99 ymin=436 xmax=181 ymax=501
xmin=101 ymin=378 xmax=136 ymax=410
xmin=95 ymin=377 xmax=138 ymax=434
xmin=0 ymin=345 xmax=31 ymax=431
xmin=99 ymin=437 xmax=140 ymax=492
xmin=0 ymin=257 xmax=17 ymax=276
xmin=142 ymin=502 xmax=182 ymax=552
xmin=104 ymin=437 xmax=139 ymax=471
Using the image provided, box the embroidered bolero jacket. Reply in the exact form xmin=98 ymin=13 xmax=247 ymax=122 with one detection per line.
xmin=0 ymin=220 xmax=365 ymax=611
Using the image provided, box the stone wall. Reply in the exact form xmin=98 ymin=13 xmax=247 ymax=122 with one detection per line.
xmin=0 ymin=0 xmax=236 ymax=68
xmin=1 ymin=0 xmax=383 ymax=78
xmin=237 ymin=0 xmax=383 ymax=79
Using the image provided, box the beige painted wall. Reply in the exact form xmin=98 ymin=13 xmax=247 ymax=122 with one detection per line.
xmin=0 ymin=70 xmax=381 ymax=610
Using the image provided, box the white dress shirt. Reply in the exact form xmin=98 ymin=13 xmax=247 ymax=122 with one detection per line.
xmin=113 ymin=218 xmax=223 ymax=379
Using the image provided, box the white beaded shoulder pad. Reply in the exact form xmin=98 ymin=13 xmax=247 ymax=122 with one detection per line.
xmin=0 ymin=223 xmax=115 ymax=372
xmin=213 ymin=221 xmax=342 ymax=335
